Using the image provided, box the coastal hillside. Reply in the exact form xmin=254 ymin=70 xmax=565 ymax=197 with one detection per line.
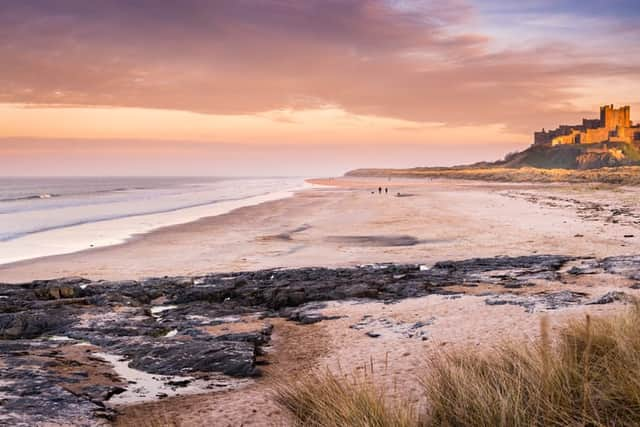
xmin=500 ymin=140 xmax=640 ymax=169
xmin=348 ymin=104 xmax=640 ymax=183
xmin=346 ymin=165 xmax=640 ymax=184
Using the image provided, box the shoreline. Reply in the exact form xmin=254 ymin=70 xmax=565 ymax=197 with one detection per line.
xmin=1 ymin=176 xmax=638 ymax=284
xmin=0 ymin=181 xmax=310 ymax=268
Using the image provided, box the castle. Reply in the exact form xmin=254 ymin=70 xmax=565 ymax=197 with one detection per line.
xmin=534 ymin=105 xmax=640 ymax=146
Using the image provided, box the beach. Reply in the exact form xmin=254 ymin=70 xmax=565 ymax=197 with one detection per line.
xmin=1 ymin=177 xmax=638 ymax=283
xmin=1 ymin=177 xmax=639 ymax=426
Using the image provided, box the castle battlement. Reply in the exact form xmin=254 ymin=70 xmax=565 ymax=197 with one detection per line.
xmin=535 ymin=105 xmax=639 ymax=146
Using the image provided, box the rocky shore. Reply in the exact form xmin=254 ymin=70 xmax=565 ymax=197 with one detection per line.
xmin=1 ymin=254 xmax=639 ymax=425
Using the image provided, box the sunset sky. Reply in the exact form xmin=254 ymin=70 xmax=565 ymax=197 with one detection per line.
xmin=1 ymin=0 xmax=639 ymax=176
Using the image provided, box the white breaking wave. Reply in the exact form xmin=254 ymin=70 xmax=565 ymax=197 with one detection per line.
xmin=0 ymin=177 xmax=307 ymax=265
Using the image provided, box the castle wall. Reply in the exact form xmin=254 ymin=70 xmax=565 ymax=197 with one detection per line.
xmin=582 ymin=118 xmax=602 ymax=129
xmin=581 ymin=127 xmax=609 ymax=144
xmin=610 ymin=126 xmax=640 ymax=143
xmin=536 ymin=105 xmax=634 ymax=146
xmin=552 ymin=130 xmax=581 ymax=146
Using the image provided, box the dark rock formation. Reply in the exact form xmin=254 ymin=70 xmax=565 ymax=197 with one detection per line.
xmin=0 ymin=254 xmax=638 ymax=425
xmin=485 ymin=290 xmax=589 ymax=313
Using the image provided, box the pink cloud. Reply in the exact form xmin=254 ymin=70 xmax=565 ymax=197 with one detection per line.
xmin=0 ymin=0 xmax=638 ymax=132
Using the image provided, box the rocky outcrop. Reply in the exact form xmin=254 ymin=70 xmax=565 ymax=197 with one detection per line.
xmin=0 ymin=254 xmax=638 ymax=425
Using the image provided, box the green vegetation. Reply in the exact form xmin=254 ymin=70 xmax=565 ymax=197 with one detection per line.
xmin=620 ymin=142 xmax=640 ymax=162
xmin=276 ymin=305 xmax=640 ymax=426
xmin=347 ymin=165 xmax=640 ymax=185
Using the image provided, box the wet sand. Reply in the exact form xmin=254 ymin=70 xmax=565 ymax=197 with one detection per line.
xmin=1 ymin=177 xmax=638 ymax=283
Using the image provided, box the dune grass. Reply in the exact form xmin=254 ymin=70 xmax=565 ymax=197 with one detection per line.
xmin=275 ymin=304 xmax=640 ymax=426
xmin=346 ymin=165 xmax=640 ymax=185
xmin=274 ymin=367 xmax=419 ymax=427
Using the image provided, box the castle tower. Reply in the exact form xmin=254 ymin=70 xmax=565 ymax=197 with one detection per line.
xmin=600 ymin=104 xmax=631 ymax=130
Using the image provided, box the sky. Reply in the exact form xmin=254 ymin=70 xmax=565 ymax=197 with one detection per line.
xmin=1 ymin=0 xmax=639 ymax=176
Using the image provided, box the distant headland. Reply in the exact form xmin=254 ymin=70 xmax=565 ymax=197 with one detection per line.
xmin=347 ymin=104 xmax=640 ymax=184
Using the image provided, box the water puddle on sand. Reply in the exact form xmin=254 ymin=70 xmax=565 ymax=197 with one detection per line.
xmin=211 ymin=315 xmax=243 ymax=323
xmin=47 ymin=335 xmax=75 ymax=342
xmin=94 ymin=352 xmax=250 ymax=405
xmin=150 ymin=305 xmax=178 ymax=316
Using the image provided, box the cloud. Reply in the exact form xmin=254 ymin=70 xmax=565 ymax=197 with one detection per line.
xmin=0 ymin=0 xmax=638 ymax=132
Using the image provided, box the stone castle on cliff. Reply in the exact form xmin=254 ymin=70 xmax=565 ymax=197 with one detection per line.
xmin=534 ymin=105 xmax=640 ymax=147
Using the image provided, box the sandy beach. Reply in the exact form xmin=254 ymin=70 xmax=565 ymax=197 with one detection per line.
xmin=1 ymin=177 xmax=638 ymax=283
xmin=111 ymin=261 xmax=639 ymax=427
xmin=2 ymin=177 xmax=639 ymax=426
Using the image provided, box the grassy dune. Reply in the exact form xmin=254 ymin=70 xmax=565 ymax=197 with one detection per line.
xmin=276 ymin=305 xmax=640 ymax=426
xmin=346 ymin=166 xmax=640 ymax=185
xmin=275 ymin=369 xmax=419 ymax=427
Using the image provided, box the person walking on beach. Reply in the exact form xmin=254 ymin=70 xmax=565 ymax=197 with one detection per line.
xmin=385 ymin=188 xmax=388 ymax=194
xmin=378 ymin=187 xmax=382 ymax=194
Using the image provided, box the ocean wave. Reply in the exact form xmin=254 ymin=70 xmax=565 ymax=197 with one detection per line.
xmin=0 ymin=184 xmax=203 ymax=204
xmin=0 ymin=193 xmax=60 ymax=202
xmin=0 ymin=187 xmax=145 ymax=203
xmin=0 ymin=191 xmax=278 ymax=243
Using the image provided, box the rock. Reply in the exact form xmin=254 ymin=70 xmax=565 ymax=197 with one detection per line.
xmin=125 ymin=340 xmax=261 ymax=377
xmin=1 ymin=254 xmax=639 ymax=425
xmin=0 ymin=310 xmax=72 ymax=339
xmin=81 ymin=384 xmax=126 ymax=402
xmin=485 ymin=291 xmax=587 ymax=313
xmin=282 ymin=302 xmax=342 ymax=325
xmin=0 ymin=342 xmax=116 ymax=426
xmin=342 ymin=284 xmax=380 ymax=299
xmin=167 ymin=379 xmax=191 ymax=388
xmin=427 ymin=255 xmax=574 ymax=287
xmin=601 ymin=256 xmax=640 ymax=280
xmin=587 ymin=291 xmax=629 ymax=305
xmin=35 ymin=285 xmax=79 ymax=299
xmin=351 ymin=315 xmax=432 ymax=339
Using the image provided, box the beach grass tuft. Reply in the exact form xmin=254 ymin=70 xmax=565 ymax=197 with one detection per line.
xmin=274 ymin=368 xmax=419 ymax=427
xmin=276 ymin=303 xmax=640 ymax=426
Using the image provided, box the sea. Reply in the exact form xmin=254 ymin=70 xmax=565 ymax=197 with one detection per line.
xmin=0 ymin=176 xmax=307 ymax=265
